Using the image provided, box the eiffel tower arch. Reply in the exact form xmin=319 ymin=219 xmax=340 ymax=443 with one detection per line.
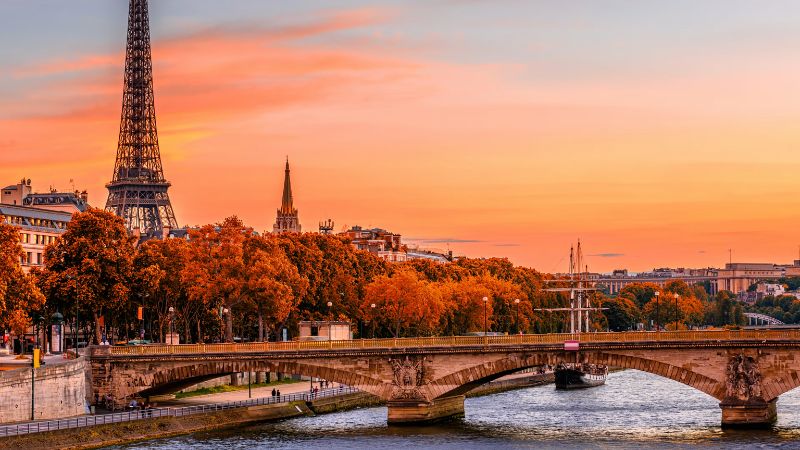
xmin=105 ymin=0 xmax=178 ymax=238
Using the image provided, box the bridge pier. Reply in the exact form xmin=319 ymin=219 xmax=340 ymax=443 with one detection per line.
xmin=387 ymin=395 xmax=465 ymax=424
xmin=720 ymin=399 xmax=777 ymax=429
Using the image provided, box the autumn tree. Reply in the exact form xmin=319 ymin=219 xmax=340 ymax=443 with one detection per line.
xmin=363 ymin=268 xmax=444 ymax=337
xmin=40 ymin=208 xmax=135 ymax=344
xmin=182 ymin=217 xmax=250 ymax=342
xmin=243 ymin=235 xmax=308 ymax=341
xmin=133 ymin=238 xmax=194 ymax=342
xmin=0 ymin=224 xmax=46 ymax=353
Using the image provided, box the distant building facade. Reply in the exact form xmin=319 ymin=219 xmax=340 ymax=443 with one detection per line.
xmin=273 ymin=159 xmax=301 ymax=234
xmin=1 ymin=179 xmax=88 ymax=272
xmin=339 ymin=225 xmax=454 ymax=263
xmin=342 ymin=226 xmax=407 ymax=262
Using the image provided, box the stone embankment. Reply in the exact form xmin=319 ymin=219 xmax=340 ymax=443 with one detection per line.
xmin=0 ymin=357 xmax=87 ymax=423
xmin=0 ymin=401 xmax=312 ymax=450
xmin=0 ymin=370 xmax=554 ymax=449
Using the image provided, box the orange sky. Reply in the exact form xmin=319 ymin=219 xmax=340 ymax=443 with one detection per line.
xmin=2 ymin=2 xmax=800 ymax=272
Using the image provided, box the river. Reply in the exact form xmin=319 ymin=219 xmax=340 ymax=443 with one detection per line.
xmin=113 ymin=370 xmax=800 ymax=449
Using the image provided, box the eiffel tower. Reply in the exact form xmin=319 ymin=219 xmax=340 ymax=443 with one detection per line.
xmin=105 ymin=0 xmax=178 ymax=238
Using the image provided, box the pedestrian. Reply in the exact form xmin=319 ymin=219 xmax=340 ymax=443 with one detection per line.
xmin=272 ymin=388 xmax=277 ymax=397
xmin=276 ymin=389 xmax=281 ymax=398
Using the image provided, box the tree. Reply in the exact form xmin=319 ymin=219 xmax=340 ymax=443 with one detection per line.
xmin=439 ymin=277 xmax=494 ymax=335
xmin=708 ymin=290 xmax=745 ymax=326
xmin=39 ymin=208 xmax=135 ymax=344
xmin=617 ymin=283 xmax=660 ymax=309
xmin=0 ymin=224 xmax=46 ymax=353
xmin=133 ymin=238 xmax=193 ymax=342
xmin=600 ymin=294 xmax=640 ymax=331
xmin=363 ymin=268 xmax=444 ymax=337
xmin=243 ymin=235 xmax=308 ymax=341
xmin=182 ymin=217 xmax=250 ymax=342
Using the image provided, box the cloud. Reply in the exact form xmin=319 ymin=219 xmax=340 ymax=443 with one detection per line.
xmin=589 ymin=253 xmax=625 ymax=258
xmin=494 ymin=243 xmax=520 ymax=247
xmin=408 ymin=238 xmax=485 ymax=244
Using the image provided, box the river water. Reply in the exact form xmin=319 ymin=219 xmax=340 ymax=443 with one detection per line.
xmin=115 ymin=370 xmax=800 ymax=449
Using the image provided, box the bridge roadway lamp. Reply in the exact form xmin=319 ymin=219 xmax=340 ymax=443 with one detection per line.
xmin=514 ymin=299 xmax=521 ymax=334
xmin=674 ymin=293 xmax=680 ymax=330
xmin=168 ymin=307 xmax=175 ymax=345
xmin=654 ymin=291 xmax=660 ymax=332
xmin=370 ymin=302 xmax=377 ymax=339
xmin=482 ymin=296 xmax=489 ymax=336
xmin=326 ymin=302 xmax=334 ymax=340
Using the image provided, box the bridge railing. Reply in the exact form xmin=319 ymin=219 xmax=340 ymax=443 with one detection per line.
xmin=105 ymin=329 xmax=800 ymax=356
xmin=0 ymin=386 xmax=359 ymax=438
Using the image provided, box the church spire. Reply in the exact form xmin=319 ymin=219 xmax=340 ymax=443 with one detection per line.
xmin=280 ymin=157 xmax=293 ymax=214
xmin=273 ymin=158 xmax=301 ymax=233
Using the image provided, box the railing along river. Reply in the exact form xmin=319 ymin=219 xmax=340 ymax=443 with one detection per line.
xmin=109 ymin=329 xmax=800 ymax=356
xmin=0 ymin=386 xmax=359 ymax=437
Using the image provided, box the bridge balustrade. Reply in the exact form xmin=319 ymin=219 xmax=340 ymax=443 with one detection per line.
xmin=107 ymin=329 xmax=800 ymax=356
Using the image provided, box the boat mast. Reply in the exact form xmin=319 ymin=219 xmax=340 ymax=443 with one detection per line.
xmin=569 ymin=245 xmax=575 ymax=334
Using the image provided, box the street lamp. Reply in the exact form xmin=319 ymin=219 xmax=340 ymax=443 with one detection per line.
xmin=482 ymin=296 xmax=489 ymax=336
xmin=168 ymin=307 xmax=175 ymax=345
xmin=514 ymin=299 xmax=521 ymax=334
xmin=326 ymin=302 xmax=333 ymax=340
xmin=654 ymin=291 xmax=660 ymax=332
xmin=370 ymin=303 xmax=376 ymax=339
xmin=221 ymin=307 xmax=228 ymax=343
xmin=673 ymin=293 xmax=680 ymax=331
xmin=66 ymin=274 xmax=79 ymax=357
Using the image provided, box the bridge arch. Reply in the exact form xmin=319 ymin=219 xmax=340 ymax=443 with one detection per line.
xmin=427 ymin=351 xmax=724 ymax=401
xmin=121 ymin=359 xmax=390 ymax=402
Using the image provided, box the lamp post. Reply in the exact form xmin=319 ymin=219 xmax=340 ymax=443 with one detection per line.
xmin=654 ymin=291 xmax=660 ymax=332
xmin=514 ymin=299 xmax=521 ymax=334
xmin=326 ymin=301 xmax=333 ymax=340
xmin=674 ymin=293 xmax=680 ymax=331
xmin=482 ymin=296 xmax=489 ymax=336
xmin=168 ymin=307 xmax=175 ymax=345
xmin=370 ymin=303 xmax=376 ymax=339
xmin=66 ymin=274 xmax=79 ymax=356
xmin=220 ymin=307 xmax=229 ymax=342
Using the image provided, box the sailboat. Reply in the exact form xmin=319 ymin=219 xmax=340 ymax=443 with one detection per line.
xmin=541 ymin=241 xmax=608 ymax=389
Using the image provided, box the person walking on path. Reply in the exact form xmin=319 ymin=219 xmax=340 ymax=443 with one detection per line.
xmin=272 ymin=388 xmax=277 ymax=397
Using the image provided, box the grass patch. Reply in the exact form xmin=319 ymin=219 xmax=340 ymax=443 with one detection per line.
xmin=174 ymin=378 xmax=299 ymax=399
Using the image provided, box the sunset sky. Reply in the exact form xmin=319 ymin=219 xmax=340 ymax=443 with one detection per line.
xmin=2 ymin=1 xmax=800 ymax=272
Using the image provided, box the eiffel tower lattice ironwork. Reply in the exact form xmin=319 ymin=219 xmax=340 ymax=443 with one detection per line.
xmin=105 ymin=0 xmax=178 ymax=238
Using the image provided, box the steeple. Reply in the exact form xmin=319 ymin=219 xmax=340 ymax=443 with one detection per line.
xmin=280 ymin=157 xmax=294 ymax=214
xmin=273 ymin=158 xmax=301 ymax=233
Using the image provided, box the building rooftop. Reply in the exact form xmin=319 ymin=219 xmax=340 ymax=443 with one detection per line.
xmin=0 ymin=204 xmax=74 ymax=222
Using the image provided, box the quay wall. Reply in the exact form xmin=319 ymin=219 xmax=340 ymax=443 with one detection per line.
xmin=0 ymin=357 xmax=87 ymax=423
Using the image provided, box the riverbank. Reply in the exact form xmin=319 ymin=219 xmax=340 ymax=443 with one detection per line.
xmin=0 ymin=401 xmax=313 ymax=450
xmin=0 ymin=371 xmax=555 ymax=449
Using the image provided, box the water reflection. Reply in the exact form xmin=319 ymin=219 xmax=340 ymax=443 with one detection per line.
xmin=116 ymin=370 xmax=800 ymax=449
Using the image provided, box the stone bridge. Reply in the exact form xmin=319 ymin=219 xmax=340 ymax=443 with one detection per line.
xmin=88 ymin=330 xmax=800 ymax=428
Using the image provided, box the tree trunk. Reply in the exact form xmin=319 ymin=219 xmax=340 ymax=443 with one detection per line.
xmin=184 ymin=318 xmax=191 ymax=344
xmin=225 ymin=306 xmax=233 ymax=342
xmin=197 ymin=319 xmax=202 ymax=344
xmin=93 ymin=311 xmax=102 ymax=345
xmin=258 ymin=311 xmax=264 ymax=342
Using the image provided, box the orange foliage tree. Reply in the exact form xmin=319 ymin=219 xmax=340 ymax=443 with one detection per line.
xmin=182 ymin=217 xmax=250 ymax=343
xmin=40 ymin=208 xmax=135 ymax=344
xmin=243 ymin=235 xmax=308 ymax=341
xmin=362 ymin=268 xmax=444 ymax=337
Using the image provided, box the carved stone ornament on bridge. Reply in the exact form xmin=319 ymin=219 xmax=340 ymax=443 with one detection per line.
xmin=725 ymin=354 xmax=763 ymax=402
xmin=390 ymin=356 xmax=428 ymax=401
